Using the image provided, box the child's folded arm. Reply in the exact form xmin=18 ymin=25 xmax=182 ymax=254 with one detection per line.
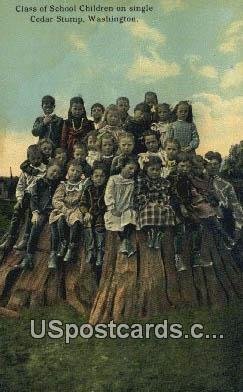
xmin=189 ymin=123 xmax=200 ymax=150
xmin=32 ymin=117 xmax=46 ymax=137
xmin=15 ymin=173 xmax=27 ymax=202
xmin=52 ymin=183 xmax=68 ymax=214
xmin=104 ymin=177 xmax=116 ymax=210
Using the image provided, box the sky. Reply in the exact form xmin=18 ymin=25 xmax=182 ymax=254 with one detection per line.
xmin=0 ymin=0 xmax=243 ymax=175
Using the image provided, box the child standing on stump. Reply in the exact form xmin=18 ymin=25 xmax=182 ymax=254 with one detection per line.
xmin=134 ymin=156 xmax=176 ymax=250
xmin=61 ymin=96 xmax=94 ymax=159
xmin=104 ymin=157 xmax=137 ymax=257
xmin=49 ymin=160 xmax=87 ymax=264
xmin=168 ymin=101 xmax=199 ymax=155
xmin=32 ymin=95 xmax=64 ymax=148
xmin=18 ymin=161 xmax=62 ymax=270
xmin=80 ymin=164 xmax=107 ymax=276
xmin=151 ymin=103 xmax=172 ymax=149
xmin=0 ymin=145 xmax=46 ymax=253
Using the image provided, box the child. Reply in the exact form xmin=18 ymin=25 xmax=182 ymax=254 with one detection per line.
xmin=124 ymin=102 xmax=151 ymax=154
xmin=104 ymin=157 xmax=137 ymax=257
xmin=151 ymin=103 xmax=172 ymax=148
xmin=73 ymin=143 xmax=92 ymax=177
xmin=0 ymin=145 xmax=46 ymax=252
xmin=205 ymin=151 xmax=243 ymax=245
xmin=80 ymin=164 xmax=107 ymax=271
xmin=98 ymin=104 xmax=125 ymax=142
xmin=168 ymin=101 xmax=199 ymax=154
xmin=144 ymin=91 xmax=158 ymax=122
xmin=116 ymin=97 xmax=131 ymax=125
xmin=61 ymin=96 xmax=94 ymax=158
xmin=32 ymin=95 xmax=64 ymax=148
xmin=161 ymin=138 xmax=180 ymax=178
xmin=134 ymin=156 xmax=176 ymax=250
xmin=94 ymin=132 xmax=117 ymax=172
xmin=86 ymin=132 xmax=100 ymax=167
xmin=54 ymin=147 xmax=68 ymax=167
xmin=138 ymin=130 xmax=164 ymax=170
xmin=18 ymin=161 xmax=62 ymax=270
xmin=38 ymin=138 xmax=54 ymax=164
xmin=110 ymin=133 xmax=136 ymax=175
xmin=49 ymin=160 xmax=87 ymax=264
xmin=91 ymin=103 xmax=105 ymax=130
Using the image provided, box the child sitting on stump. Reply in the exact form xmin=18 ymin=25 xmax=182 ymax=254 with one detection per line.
xmin=80 ymin=164 xmax=107 ymax=275
xmin=49 ymin=160 xmax=88 ymax=264
xmin=18 ymin=161 xmax=62 ymax=270
xmin=104 ymin=156 xmax=137 ymax=257
xmin=0 ymin=145 xmax=46 ymax=253
xmin=134 ymin=156 xmax=176 ymax=250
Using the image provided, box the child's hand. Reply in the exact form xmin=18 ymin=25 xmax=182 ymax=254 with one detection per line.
xmin=32 ymin=212 xmax=41 ymax=225
xmin=14 ymin=200 xmax=22 ymax=210
xmin=43 ymin=115 xmax=52 ymax=125
xmin=182 ymin=146 xmax=191 ymax=153
xmin=83 ymin=212 xmax=92 ymax=224
xmin=111 ymin=209 xmax=122 ymax=217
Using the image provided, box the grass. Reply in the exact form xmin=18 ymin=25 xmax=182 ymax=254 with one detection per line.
xmin=0 ymin=304 xmax=242 ymax=392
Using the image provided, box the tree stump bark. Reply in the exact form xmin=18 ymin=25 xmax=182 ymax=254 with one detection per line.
xmin=0 ymin=223 xmax=242 ymax=321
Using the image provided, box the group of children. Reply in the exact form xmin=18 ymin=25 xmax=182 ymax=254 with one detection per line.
xmin=1 ymin=92 xmax=243 ymax=278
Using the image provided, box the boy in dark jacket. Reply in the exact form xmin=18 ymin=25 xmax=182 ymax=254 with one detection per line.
xmin=32 ymin=95 xmax=63 ymax=148
xmin=18 ymin=161 xmax=62 ymax=270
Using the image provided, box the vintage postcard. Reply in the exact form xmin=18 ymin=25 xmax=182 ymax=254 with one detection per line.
xmin=0 ymin=1 xmax=242 ymax=391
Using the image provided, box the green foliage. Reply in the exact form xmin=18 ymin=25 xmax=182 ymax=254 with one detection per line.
xmin=0 ymin=304 xmax=242 ymax=392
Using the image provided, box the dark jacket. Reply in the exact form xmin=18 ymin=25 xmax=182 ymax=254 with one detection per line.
xmin=32 ymin=115 xmax=64 ymax=147
xmin=80 ymin=181 xmax=106 ymax=227
xmin=61 ymin=118 xmax=94 ymax=158
xmin=31 ymin=178 xmax=60 ymax=214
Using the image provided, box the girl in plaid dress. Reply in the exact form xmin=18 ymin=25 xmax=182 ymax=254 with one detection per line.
xmin=134 ymin=155 xmax=176 ymax=249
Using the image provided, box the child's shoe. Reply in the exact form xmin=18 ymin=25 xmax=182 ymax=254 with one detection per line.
xmin=13 ymin=235 xmax=29 ymax=251
xmin=192 ymin=252 xmax=212 ymax=268
xmin=147 ymin=228 xmax=155 ymax=248
xmin=126 ymin=240 xmax=136 ymax=258
xmin=154 ymin=231 xmax=162 ymax=250
xmin=175 ymin=254 xmax=187 ymax=272
xmin=119 ymin=239 xmax=128 ymax=255
xmin=0 ymin=235 xmax=15 ymax=251
xmin=48 ymin=251 xmax=58 ymax=269
xmin=19 ymin=253 xmax=34 ymax=271
xmin=57 ymin=241 xmax=68 ymax=258
xmin=64 ymin=243 xmax=77 ymax=263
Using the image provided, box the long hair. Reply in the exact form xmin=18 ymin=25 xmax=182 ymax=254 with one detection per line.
xmin=67 ymin=96 xmax=87 ymax=121
xmin=172 ymin=101 xmax=193 ymax=123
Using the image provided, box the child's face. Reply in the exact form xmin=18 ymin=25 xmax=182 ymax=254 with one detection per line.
xmin=73 ymin=148 xmax=86 ymax=161
xmin=41 ymin=143 xmax=52 ymax=158
xmin=91 ymin=106 xmax=103 ymax=122
xmin=46 ymin=165 xmax=61 ymax=181
xmin=29 ymin=151 xmax=42 ymax=167
xmin=177 ymin=161 xmax=191 ymax=174
xmin=101 ymin=138 xmax=114 ymax=156
xmin=165 ymin=143 xmax=178 ymax=160
xmin=205 ymin=159 xmax=220 ymax=177
xmin=192 ymin=159 xmax=205 ymax=176
xmin=144 ymin=135 xmax=159 ymax=153
xmin=146 ymin=164 xmax=161 ymax=179
xmin=71 ymin=103 xmax=84 ymax=118
xmin=157 ymin=106 xmax=170 ymax=122
xmin=87 ymin=136 xmax=96 ymax=151
xmin=176 ymin=104 xmax=189 ymax=121
xmin=145 ymin=94 xmax=157 ymax=109
xmin=55 ymin=151 xmax=67 ymax=164
xmin=119 ymin=138 xmax=134 ymax=155
xmin=133 ymin=110 xmax=144 ymax=122
xmin=121 ymin=163 xmax=136 ymax=179
xmin=92 ymin=169 xmax=106 ymax=186
xmin=117 ymin=99 xmax=129 ymax=114
xmin=42 ymin=102 xmax=55 ymax=115
xmin=106 ymin=111 xmax=119 ymax=126
xmin=67 ymin=165 xmax=83 ymax=182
